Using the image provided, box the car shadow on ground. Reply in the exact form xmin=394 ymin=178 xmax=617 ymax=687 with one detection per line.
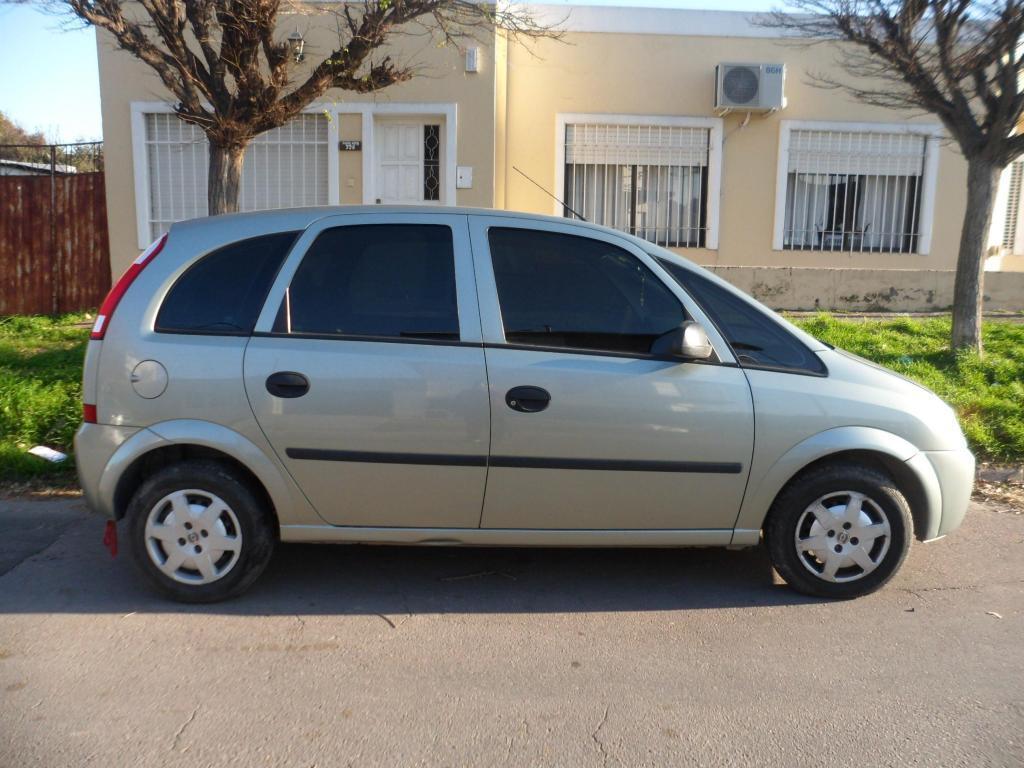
xmin=0 ymin=512 xmax=823 ymax=614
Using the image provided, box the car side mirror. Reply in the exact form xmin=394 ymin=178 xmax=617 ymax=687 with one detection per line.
xmin=651 ymin=321 xmax=715 ymax=360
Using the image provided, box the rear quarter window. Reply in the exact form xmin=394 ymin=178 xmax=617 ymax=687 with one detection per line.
xmin=156 ymin=231 xmax=298 ymax=335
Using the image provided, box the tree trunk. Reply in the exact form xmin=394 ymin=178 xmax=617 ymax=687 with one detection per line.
xmin=208 ymin=143 xmax=246 ymax=216
xmin=951 ymin=159 xmax=1001 ymax=353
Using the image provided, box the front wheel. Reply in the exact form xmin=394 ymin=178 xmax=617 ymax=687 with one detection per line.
xmin=765 ymin=463 xmax=913 ymax=599
xmin=125 ymin=461 xmax=276 ymax=603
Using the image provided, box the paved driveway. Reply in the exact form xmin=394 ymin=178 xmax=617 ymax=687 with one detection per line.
xmin=0 ymin=497 xmax=1021 ymax=767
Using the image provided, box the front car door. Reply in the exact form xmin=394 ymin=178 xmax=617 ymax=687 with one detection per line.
xmin=470 ymin=216 xmax=754 ymax=532
xmin=244 ymin=212 xmax=489 ymax=528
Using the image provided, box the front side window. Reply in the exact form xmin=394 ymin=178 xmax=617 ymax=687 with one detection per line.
xmin=276 ymin=224 xmax=459 ymax=340
xmin=563 ymin=123 xmax=709 ymax=247
xmin=656 ymin=258 xmax=826 ymax=375
xmin=490 ymin=228 xmax=684 ymax=355
xmin=782 ymin=128 xmax=929 ymax=254
xmin=156 ymin=231 xmax=298 ymax=335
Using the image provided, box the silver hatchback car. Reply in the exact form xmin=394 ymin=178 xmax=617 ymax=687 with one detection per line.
xmin=76 ymin=207 xmax=974 ymax=602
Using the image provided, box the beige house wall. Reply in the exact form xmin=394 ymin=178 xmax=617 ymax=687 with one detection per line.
xmin=501 ymin=30 xmax=968 ymax=272
xmin=95 ymin=6 xmax=1021 ymax=309
xmin=96 ymin=18 xmax=498 ymax=274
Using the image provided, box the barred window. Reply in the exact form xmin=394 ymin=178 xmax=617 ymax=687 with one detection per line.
xmin=782 ymin=129 xmax=929 ymax=254
xmin=1001 ymin=160 xmax=1023 ymax=253
xmin=563 ymin=123 xmax=709 ymax=247
xmin=143 ymin=112 xmax=330 ymax=240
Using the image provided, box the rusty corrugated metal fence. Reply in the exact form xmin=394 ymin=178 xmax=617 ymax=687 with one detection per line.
xmin=0 ymin=142 xmax=111 ymax=315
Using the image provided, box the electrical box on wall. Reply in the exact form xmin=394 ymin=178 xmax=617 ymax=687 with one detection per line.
xmin=715 ymin=63 xmax=787 ymax=111
xmin=465 ymin=47 xmax=480 ymax=73
xmin=456 ymin=166 xmax=473 ymax=189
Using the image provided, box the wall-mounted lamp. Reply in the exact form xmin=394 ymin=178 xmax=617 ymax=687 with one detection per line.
xmin=288 ymin=30 xmax=305 ymax=63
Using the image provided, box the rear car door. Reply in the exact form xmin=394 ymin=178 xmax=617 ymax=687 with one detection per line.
xmin=470 ymin=217 xmax=755 ymax=531
xmin=244 ymin=213 xmax=489 ymax=528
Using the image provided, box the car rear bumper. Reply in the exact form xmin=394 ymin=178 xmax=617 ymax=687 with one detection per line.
xmin=922 ymin=447 xmax=975 ymax=539
xmin=74 ymin=422 xmax=141 ymax=518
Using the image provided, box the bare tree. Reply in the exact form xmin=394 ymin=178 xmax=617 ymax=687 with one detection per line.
xmin=764 ymin=1 xmax=1024 ymax=352
xmin=36 ymin=0 xmax=555 ymax=217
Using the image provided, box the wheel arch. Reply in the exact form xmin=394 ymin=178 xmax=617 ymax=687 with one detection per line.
xmin=97 ymin=420 xmax=320 ymax=528
xmin=733 ymin=427 xmax=942 ymax=544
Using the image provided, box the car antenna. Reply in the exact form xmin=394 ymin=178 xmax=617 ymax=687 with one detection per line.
xmin=513 ymin=166 xmax=587 ymax=222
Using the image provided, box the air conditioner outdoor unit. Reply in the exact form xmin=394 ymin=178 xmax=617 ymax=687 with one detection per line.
xmin=715 ymin=63 xmax=787 ymax=111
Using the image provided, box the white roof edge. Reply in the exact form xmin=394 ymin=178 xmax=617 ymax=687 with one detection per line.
xmin=527 ymin=5 xmax=788 ymax=38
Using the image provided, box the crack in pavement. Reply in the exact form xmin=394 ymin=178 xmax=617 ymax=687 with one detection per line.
xmin=170 ymin=707 xmax=199 ymax=752
xmin=591 ymin=706 xmax=610 ymax=766
xmin=505 ymin=718 xmax=528 ymax=763
xmin=898 ymin=578 xmax=1024 ymax=601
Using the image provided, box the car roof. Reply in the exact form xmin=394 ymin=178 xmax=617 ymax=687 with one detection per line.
xmin=167 ymin=205 xmax=636 ymax=244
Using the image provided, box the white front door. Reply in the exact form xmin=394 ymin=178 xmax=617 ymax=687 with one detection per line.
xmin=375 ymin=122 xmax=442 ymax=204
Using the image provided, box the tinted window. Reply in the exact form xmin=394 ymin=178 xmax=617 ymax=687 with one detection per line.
xmin=156 ymin=231 xmax=297 ymax=334
xmin=489 ymin=228 xmax=684 ymax=355
xmin=277 ymin=224 xmax=459 ymax=340
xmin=657 ymin=258 xmax=826 ymax=375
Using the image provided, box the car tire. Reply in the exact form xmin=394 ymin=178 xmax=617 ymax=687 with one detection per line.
xmin=125 ymin=460 xmax=276 ymax=603
xmin=765 ymin=462 xmax=913 ymax=599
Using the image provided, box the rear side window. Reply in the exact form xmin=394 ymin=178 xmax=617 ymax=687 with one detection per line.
xmin=489 ymin=228 xmax=684 ymax=355
xmin=657 ymin=258 xmax=826 ymax=375
xmin=276 ymin=224 xmax=459 ymax=340
xmin=156 ymin=232 xmax=297 ymax=335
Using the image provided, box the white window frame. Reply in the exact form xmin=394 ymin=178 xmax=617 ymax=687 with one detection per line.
xmin=554 ymin=113 xmax=724 ymax=250
xmin=771 ymin=120 xmax=943 ymax=255
xmin=131 ymin=101 xmax=340 ymax=249
xmin=131 ymin=101 xmax=459 ymax=249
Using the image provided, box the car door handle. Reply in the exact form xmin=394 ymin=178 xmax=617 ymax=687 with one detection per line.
xmin=266 ymin=371 xmax=310 ymax=398
xmin=506 ymin=386 xmax=551 ymax=413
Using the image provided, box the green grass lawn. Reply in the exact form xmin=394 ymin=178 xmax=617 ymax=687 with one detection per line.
xmin=0 ymin=312 xmax=1021 ymax=486
xmin=0 ymin=312 xmax=91 ymax=484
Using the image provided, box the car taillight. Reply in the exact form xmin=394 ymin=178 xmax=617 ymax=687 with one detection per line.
xmin=83 ymin=403 xmax=97 ymax=424
xmin=91 ymin=233 xmax=167 ymax=340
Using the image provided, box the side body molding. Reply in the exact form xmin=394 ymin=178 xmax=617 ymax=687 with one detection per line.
xmin=731 ymin=426 xmax=943 ymax=545
xmin=97 ymin=419 xmax=322 ymax=525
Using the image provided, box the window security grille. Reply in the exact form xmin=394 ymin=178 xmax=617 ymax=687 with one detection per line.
xmin=1002 ymin=160 xmax=1023 ymax=253
xmin=563 ymin=124 xmax=709 ymax=247
xmin=782 ymin=129 xmax=928 ymax=254
xmin=423 ymin=125 xmax=441 ymax=201
xmin=144 ymin=113 xmax=330 ymax=240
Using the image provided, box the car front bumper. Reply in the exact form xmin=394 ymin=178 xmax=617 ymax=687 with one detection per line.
xmin=921 ymin=446 xmax=976 ymax=540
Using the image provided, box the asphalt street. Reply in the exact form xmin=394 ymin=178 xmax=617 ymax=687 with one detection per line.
xmin=0 ymin=497 xmax=1021 ymax=767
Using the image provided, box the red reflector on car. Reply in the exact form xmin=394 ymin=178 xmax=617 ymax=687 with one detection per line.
xmin=83 ymin=403 xmax=97 ymax=423
xmin=91 ymin=233 xmax=168 ymax=340
xmin=103 ymin=520 xmax=118 ymax=557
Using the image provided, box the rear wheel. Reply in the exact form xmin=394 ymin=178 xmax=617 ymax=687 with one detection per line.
xmin=125 ymin=461 xmax=275 ymax=603
xmin=765 ymin=463 xmax=912 ymax=599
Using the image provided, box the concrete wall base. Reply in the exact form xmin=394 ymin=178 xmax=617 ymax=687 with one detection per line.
xmin=705 ymin=267 xmax=1024 ymax=312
